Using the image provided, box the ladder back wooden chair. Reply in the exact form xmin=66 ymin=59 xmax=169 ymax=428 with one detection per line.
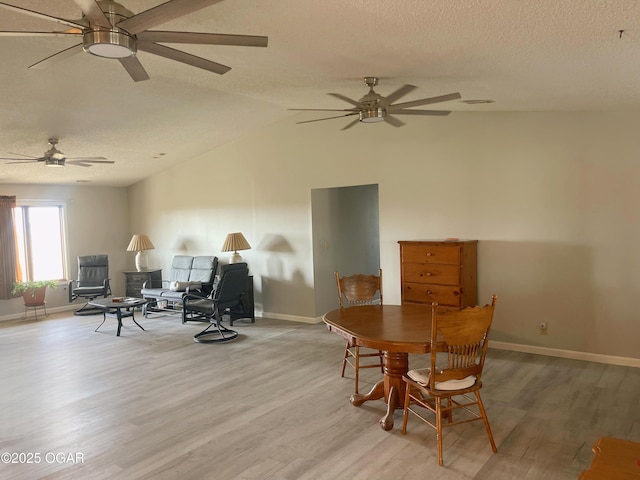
xmin=335 ymin=269 xmax=384 ymax=394
xmin=401 ymin=294 xmax=498 ymax=466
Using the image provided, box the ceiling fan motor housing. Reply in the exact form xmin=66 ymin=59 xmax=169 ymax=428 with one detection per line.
xmin=358 ymin=79 xmax=385 ymax=122
xmin=44 ymin=140 xmax=66 ymax=167
xmin=82 ymin=1 xmax=137 ymax=58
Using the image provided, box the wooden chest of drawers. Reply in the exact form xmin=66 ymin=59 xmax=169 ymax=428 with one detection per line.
xmin=398 ymin=240 xmax=478 ymax=308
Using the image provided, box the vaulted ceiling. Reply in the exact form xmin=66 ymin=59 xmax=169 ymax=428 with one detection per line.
xmin=1 ymin=0 xmax=639 ymax=186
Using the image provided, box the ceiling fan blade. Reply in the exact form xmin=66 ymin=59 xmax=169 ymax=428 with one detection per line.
xmin=288 ymin=108 xmax=358 ymax=112
xmin=72 ymin=0 xmax=112 ymax=29
xmin=138 ymin=31 xmax=268 ymax=47
xmin=117 ymin=0 xmax=225 ymax=35
xmin=4 ymin=152 xmax=39 ymax=159
xmin=118 ymin=56 xmax=150 ymax=82
xmin=67 ymin=160 xmax=115 ymax=166
xmin=4 ymin=157 xmax=45 ymax=163
xmin=389 ymin=92 xmax=462 ymax=110
xmin=328 ymin=93 xmax=366 ymax=108
xmin=296 ymin=112 xmax=359 ymax=124
xmin=391 ymin=109 xmax=452 ymax=116
xmin=384 ymin=115 xmax=405 ymax=128
xmin=341 ymin=118 xmax=360 ymax=131
xmin=28 ymin=44 xmax=83 ymax=69
xmin=0 ymin=2 xmax=86 ymax=30
xmin=0 ymin=30 xmax=82 ymax=37
xmin=378 ymin=84 xmax=417 ymax=107
xmin=66 ymin=156 xmax=108 ymax=160
xmin=138 ymin=42 xmax=230 ymax=75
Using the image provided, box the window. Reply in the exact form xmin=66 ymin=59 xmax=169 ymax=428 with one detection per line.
xmin=14 ymin=204 xmax=67 ymax=282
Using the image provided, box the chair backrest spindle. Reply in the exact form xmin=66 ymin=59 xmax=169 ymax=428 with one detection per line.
xmin=429 ymin=295 xmax=497 ymax=389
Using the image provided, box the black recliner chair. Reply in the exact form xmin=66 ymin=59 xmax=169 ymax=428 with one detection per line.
xmin=183 ymin=263 xmax=249 ymax=343
xmin=68 ymin=254 xmax=111 ymax=315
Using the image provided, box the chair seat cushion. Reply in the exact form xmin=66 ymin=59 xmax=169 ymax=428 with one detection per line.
xmin=184 ymin=298 xmax=214 ymax=314
xmin=407 ymin=368 xmax=477 ymax=391
xmin=73 ymin=286 xmax=105 ymax=295
xmin=142 ymin=283 xmax=202 ymax=301
xmin=140 ymin=288 xmax=185 ymax=301
xmin=160 ymin=290 xmax=185 ymax=301
xmin=140 ymin=287 xmax=166 ymax=298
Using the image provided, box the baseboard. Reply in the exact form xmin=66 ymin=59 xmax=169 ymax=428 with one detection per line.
xmin=0 ymin=304 xmax=79 ymax=323
xmin=261 ymin=311 xmax=322 ymax=324
xmin=490 ymin=341 xmax=640 ymax=368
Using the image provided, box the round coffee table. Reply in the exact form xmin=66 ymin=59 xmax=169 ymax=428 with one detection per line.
xmin=88 ymin=297 xmax=148 ymax=336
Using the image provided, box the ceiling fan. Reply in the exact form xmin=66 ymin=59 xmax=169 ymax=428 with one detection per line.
xmin=290 ymin=77 xmax=461 ymax=130
xmin=1 ymin=138 xmax=114 ymax=167
xmin=0 ymin=0 xmax=268 ymax=82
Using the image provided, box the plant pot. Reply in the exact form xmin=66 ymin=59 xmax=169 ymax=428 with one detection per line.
xmin=23 ymin=286 xmax=47 ymax=306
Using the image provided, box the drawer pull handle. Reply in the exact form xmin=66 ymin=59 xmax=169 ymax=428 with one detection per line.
xmin=426 ymin=290 xmax=433 ymax=295
xmin=426 ymin=272 xmax=432 ymax=276
xmin=426 ymin=252 xmax=433 ymax=256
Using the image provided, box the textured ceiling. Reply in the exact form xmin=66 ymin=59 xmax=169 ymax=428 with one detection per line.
xmin=1 ymin=0 xmax=639 ymax=186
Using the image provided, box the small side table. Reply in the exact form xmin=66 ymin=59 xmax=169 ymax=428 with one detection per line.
xmin=229 ymin=275 xmax=255 ymax=326
xmin=123 ymin=269 xmax=162 ymax=298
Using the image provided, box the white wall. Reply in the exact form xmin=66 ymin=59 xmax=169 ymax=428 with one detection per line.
xmin=0 ymin=184 xmax=130 ymax=317
xmin=127 ymin=110 xmax=640 ymax=360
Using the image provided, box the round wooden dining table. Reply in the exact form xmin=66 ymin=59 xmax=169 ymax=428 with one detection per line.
xmin=322 ymin=303 xmax=433 ymax=430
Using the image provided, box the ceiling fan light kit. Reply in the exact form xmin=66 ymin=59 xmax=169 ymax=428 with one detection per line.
xmin=359 ymin=108 xmax=385 ymax=123
xmin=83 ymin=30 xmax=136 ymax=58
xmin=45 ymin=157 xmax=65 ymax=168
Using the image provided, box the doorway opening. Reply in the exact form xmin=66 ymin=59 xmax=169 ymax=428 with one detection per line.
xmin=311 ymin=184 xmax=380 ymax=316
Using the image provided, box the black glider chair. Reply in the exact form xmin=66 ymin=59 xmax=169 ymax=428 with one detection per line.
xmin=68 ymin=254 xmax=111 ymax=315
xmin=183 ymin=263 xmax=249 ymax=343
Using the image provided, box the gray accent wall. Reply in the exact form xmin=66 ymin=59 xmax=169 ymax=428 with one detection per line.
xmin=311 ymin=184 xmax=380 ymax=317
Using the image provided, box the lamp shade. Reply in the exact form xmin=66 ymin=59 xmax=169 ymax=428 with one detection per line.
xmin=127 ymin=234 xmax=155 ymax=271
xmin=127 ymin=234 xmax=155 ymax=252
xmin=221 ymin=232 xmax=251 ymax=264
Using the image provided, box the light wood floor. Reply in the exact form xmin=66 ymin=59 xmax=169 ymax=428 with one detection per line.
xmin=0 ymin=310 xmax=639 ymax=480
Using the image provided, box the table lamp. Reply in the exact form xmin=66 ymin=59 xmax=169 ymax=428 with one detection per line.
xmin=127 ymin=234 xmax=155 ymax=271
xmin=221 ymin=232 xmax=251 ymax=264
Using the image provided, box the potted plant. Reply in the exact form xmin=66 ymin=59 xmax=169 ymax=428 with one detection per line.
xmin=11 ymin=280 xmax=58 ymax=306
